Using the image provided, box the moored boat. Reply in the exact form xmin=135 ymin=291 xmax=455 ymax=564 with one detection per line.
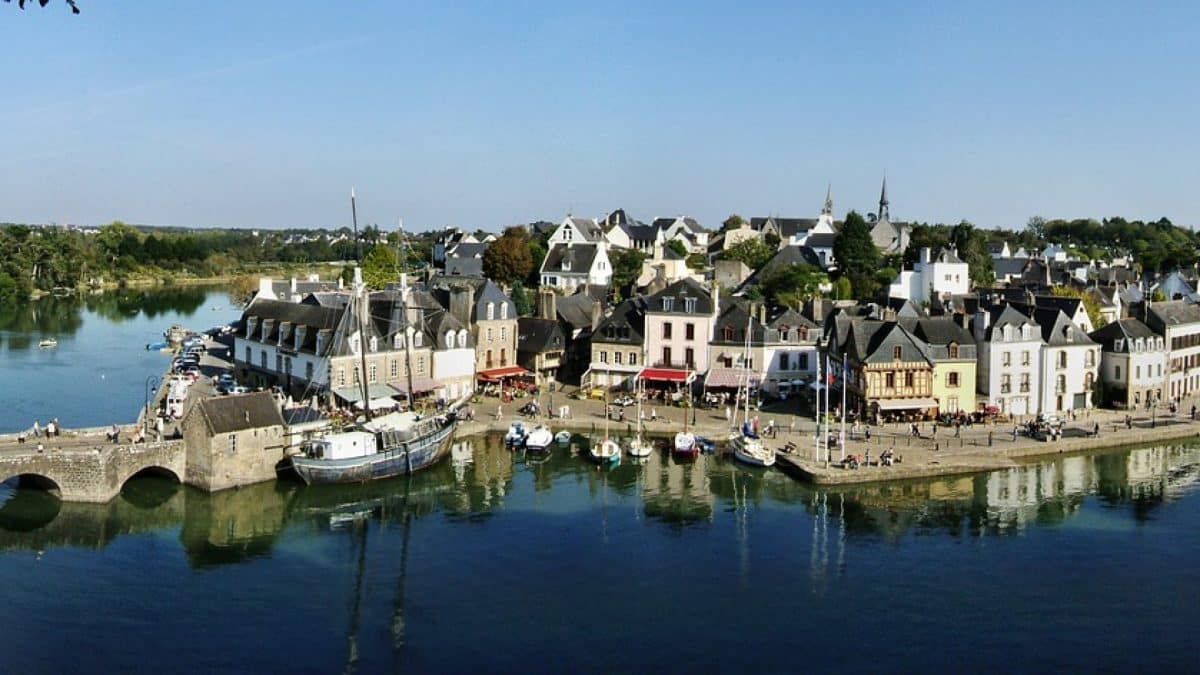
xmin=38 ymin=338 xmax=58 ymax=349
xmin=590 ymin=438 xmax=622 ymax=466
xmin=554 ymin=430 xmax=572 ymax=445
xmin=672 ymin=432 xmax=698 ymax=459
xmin=504 ymin=420 xmax=528 ymax=446
xmin=288 ymin=411 xmax=456 ymax=485
xmin=523 ymin=424 xmax=554 ymax=452
xmin=145 ymin=340 xmax=169 ymax=351
xmin=729 ymin=424 xmax=775 ymax=467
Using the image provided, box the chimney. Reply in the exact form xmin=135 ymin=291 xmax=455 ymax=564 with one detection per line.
xmin=920 ymin=247 xmax=932 ymax=265
xmin=590 ymin=298 xmax=603 ymax=331
xmin=289 ymin=277 xmax=298 ymax=296
xmin=758 ymin=302 xmax=768 ymax=325
xmin=449 ymin=284 xmax=473 ymax=327
xmin=540 ymin=288 xmax=557 ymax=321
xmin=258 ymin=277 xmax=274 ymax=299
xmin=710 ymin=280 xmax=720 ymax=316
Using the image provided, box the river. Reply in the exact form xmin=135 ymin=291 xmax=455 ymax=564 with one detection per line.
xmin=2 ymin=289 xmax=1199 ymax=672
xmin=0 ymin=434 xmax=1197 ymax=673
xmin=0 ymin=287 xmax=243 ymax=434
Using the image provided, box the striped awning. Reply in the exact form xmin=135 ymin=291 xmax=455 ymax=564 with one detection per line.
xmin=704 ymin=367 xmax=758 ymax=389
xmin=392 ymin=377 xmax=439 ymax=394
xmin=333 ymin=383 xmax=399 ymax=403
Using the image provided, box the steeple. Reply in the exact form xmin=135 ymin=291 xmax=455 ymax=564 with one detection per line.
xmin=821 ymin=183 xmax=833 ymax=216
xmin=877 ymin=177 xmax=890 ymax=223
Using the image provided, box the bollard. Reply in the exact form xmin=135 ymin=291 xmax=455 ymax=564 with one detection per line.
xmin=988 ymin=431 xmax=993 ymax=447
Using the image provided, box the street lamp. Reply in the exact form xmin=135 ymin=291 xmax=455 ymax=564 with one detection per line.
xmin=144 ymin=375 xmax=161 ymax=436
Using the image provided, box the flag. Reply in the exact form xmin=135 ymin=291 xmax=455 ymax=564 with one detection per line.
xmin=826 ymin=354 xmax=835 ymax=385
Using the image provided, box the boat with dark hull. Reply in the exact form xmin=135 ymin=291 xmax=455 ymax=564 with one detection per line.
xmin=289 ymin=411 xmax=457 ymax=485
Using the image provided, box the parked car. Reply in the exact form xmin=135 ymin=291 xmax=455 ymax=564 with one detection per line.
xmin=613 ymin=395 xmax=635 ymax=407
xmin=183 ymin=365 xmax=203 ymax=381
xmin=225 ymin=385 xmax=250 ymax=395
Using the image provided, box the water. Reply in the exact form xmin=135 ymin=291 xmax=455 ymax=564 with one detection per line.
xmin=0 ymin=435 xmax=1197 ymax=673
xmin=0 ymin=287 xmax=243 ymax=433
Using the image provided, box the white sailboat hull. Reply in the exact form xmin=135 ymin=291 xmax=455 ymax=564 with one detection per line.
xmin=729 ymin=434 xmax=775 ymax=467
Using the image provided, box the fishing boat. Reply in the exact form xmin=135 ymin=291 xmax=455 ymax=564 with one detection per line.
xmin=290 ymin=411 xmax=457 ymax=485
xmin=38 ymin=338 xmax=58 ymax=349
xmin=627 ymin=352 xmax=653 ymax=458
xmin=589 ymin=378 xmax=621 ymax=466
xmin=145 ymin=340 xmax=169 ymax=351
xmin=504 ymin=420 xmax=528 ymax=446
xmin=554 ymin=430 xmax=572 ymax=445
xmin=728 ymin=307 xmax=775 ymax=468
xmin=523 ymin=424 xmax=554 ymax=452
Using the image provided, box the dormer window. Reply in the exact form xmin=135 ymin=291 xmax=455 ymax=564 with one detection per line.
xmin=487 ymin=302 xmax=495 ymax=320
xmin=1021 ymin=325 xmax=1031 ymax=340
xmin=394 ymin=334 xmax=403 ymax=349
xmin=684 ymin=297 xmax=696 ymax=313
xmin=261 ymin=319 xmax=275 ymax=342
xmin=501 ymin=303 xmax=508 ymax=320
xmin=662 ymin=297 xmax=674 ymax=312
xmin=369 ymin=336 xmax=378 ymax=353
xmin=446 ymin=330 xmax=455 ymax=348
xmin=893 ymin=346 xmax=902 ymax=360
xmin=948 ymin=343 xmax=959 ymax=359
xmin=295 ymin=325 xmax=308 ymax=352
xmin=458 ymin=329 xmax=468 ymax=348
xmin=723 ymin=325 xmax=734 ymax=341
xmin=246 ymin=317 xmax=259 ymax=339
xmin=414 ymin=332 xmax=422 ymax=347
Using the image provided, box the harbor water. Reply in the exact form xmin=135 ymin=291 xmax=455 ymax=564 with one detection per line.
xmin=1 ymin=289 xmax=1199 ymax=672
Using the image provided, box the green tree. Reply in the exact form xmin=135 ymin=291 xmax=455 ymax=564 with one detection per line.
xmin=721 ymin=214 xmax=747 ymax=232
xmin=511 ymin=280 xmax=534 ymax=316
xmin=96 ymin=221 xmax=140 ymax=264
xmin=665 ymin=239 xmax=688 ymax=258
xmin=609 ymin=248 xmax=645 ymax=299
xmin=482 ymin=226 xmax=533 ymax=285
xmin=1050 ymin=286 xmax=1105 ymax=328
xmin=723 ymin=237 xmax=775 ymax=271
xmin=832 ymin=211 xmax=880 ymax=301
xmin=759 ymin=263 xmax=828 ymax=309
xmin=361 ymin=244 xmax=398 ymax=288
xmin=831 ymin=276 xmax=852 ymax=300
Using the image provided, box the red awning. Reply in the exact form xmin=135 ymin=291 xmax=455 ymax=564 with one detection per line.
xmin=477 ymin=365 xmax=531 ymax=381
xmin=637 ymin=367 xmax=693 ymax=384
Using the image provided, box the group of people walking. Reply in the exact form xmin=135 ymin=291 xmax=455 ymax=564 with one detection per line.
xmin=16 ymin=418 xmax=59 ymax=444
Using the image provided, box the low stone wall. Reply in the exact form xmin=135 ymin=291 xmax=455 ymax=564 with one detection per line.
xmin=0 ymin=441 xmax=186 ymax=503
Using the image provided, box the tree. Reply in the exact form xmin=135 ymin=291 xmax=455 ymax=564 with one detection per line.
xmin=609 ymin=248 xmax=645 ymax=299
xmin=482 ymin=226 xmax=533 ymax=285
xmin=758 ymin=263 xmax=827 ymax=309
xmin=4 ymin=0 xmax=80 ymax=13
xmin=723 ymin=237 xmax=774 ymax=271
xmin=361 ymin=244 xmax=398 ymax=288
xmin=665 ymin=239 xmax=688 ymax=259
xmin=511 ymin=280 xmax=534 ymax=316
xmin=831 ymin=276 xmax=852 ymax=301
xmin=1050 ymin=286 xmax=1105 ymax=328
xmin=832 ymin=211 xmax=880 ymax=301
xmin=721 ymin=214 xmax=747 ymax=232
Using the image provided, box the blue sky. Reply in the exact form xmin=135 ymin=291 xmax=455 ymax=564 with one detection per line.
xmin=3 ymin=1 xmax=1198 ymax=232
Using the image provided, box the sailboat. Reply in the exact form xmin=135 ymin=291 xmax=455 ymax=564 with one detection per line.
xmin=672 ymin=393 xmax=699 ymax=458
xmin=589 ymin=371 xmax=621 ymax=466
xmin=627 ymin=347 xmax=653 ymax=458
xmin=729 ymin=306 xmax=775 ymax=468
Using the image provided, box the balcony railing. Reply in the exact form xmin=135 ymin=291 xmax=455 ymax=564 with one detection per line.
xmin=1000 ymin=385 xmax=1012 ymax=394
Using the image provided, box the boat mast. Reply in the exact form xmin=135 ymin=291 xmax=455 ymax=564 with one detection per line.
xmin=356 ymin=271 xmax=373 ymax=422
xmin=351 ymin=187 xmax=362 ymax=263
xmin=402 ymin=276 xmax=416 ymax=411
xmin=741 ymin=306 xmax=753 ymax=429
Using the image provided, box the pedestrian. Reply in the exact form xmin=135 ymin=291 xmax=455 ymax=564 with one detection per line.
xmin=865 ymin=426 xmax=871 ymax=440
xmin=497 ymin=404 xmax=503 ymax=421
xmin=725 ymin=405 xmax=731 ymax=422
xmin=1012 ymin=425 xmax=1018 ymax=441
xmin=36 ymin=442 xmax=44 ymax=454
xmin=1126 ymin=414 xmax=1132 ymax=430
xmin=46 ymin=420 xmax=56 ymax=438
xmin=651 ymin=407 xmax=657 ymax=422
xmin=1093 ymin=421 xmax=1100 ymax=436
xmin=32 ymin=420 xmax=41 ymax=438
xmin=954 ymin=421 xmax=961 ymax=438
xmin=932 ymin=424 xmax=938 ymax=438
xmin=16 ymin=431 xmax=25 ymax=444
xmin=52 ymin=417 xmax=60 ymax=437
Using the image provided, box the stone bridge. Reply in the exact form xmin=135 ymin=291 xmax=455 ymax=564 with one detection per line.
xmin=0 ymin=440 xmax=186 ymax=503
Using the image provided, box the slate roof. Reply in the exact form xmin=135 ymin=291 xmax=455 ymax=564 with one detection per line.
xmin=1031 ymin=308 xmax=1095 ymax=346
xmin=542 ymin=242 xmax=600 ymax=274
xmin=993 ymin=258 xmax=1028 ymax=279
xmin=556 ymin=291 xmax=600 ymax=330
xmin=447 ymin=242 xmax=486 ymax=259
xmin=645 ymin=278 xmax=714 ymax=315
xmin=1146 ymin=300 xmax=1200 ymax=329
xmin=804 ymin=232 xmax=837 ymax=248
xmin=444 ymin=256 xmax=483 ymax=276
xmin=618 ymin=220 xmax=659 ymax=242
xmin=934 ymin=248 xmax=965 ymax=264
xmin=768 ymin=307 xmax=819 ymax=331
xmin=517 ymin=317 xmax=565 ymax=354
xmin=1033 ymin=295 xmax=1084 ymax=319
xmin=193 ymin=392 xmax=285 ymax=436
xmin=241 ymin=297 xmax=345 ymax=355
xmin=711 ymin=302 xmax=767 ymax=345
xmin=735 ymin=245 xmax=822 ymax=293
xmin=592 ymin=297 xmax=646 ymax=345
xmin=983 ymin=304 xmax=1040 ymax=341
xmin=652 ymin=216 xmax=706 ymax=234
xmin=750 ymin=217 xmax=819 ymax=238
xmin=567 ymin=216 xmax=605 ymax=242
xmin=1089 ymin=318 xmax=1157 ymax=352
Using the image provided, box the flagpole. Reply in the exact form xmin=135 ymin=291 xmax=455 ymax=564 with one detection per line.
xmin=815 ymin=356 xmax=822 ymax=462
xmin=824 ymin=353 xmax=831 ymax=463
xmin=351 ymin=187 xmax=361 ymax=263
xmin=839 ymin=353 xmax=847 ymax=461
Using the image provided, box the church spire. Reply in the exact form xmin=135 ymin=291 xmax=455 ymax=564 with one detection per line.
xmin=821 ymin=183 xmax=833 ymax=216
xmin=878 ymin=176 xmax=890 ymax=222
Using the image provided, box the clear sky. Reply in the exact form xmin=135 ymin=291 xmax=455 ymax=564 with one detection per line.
xmin=3 ymin=1 xmax=1198 ymax=233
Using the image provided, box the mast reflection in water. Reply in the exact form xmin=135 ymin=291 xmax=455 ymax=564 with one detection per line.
xmin=0 ymin=436 xmax=1197 ymax=672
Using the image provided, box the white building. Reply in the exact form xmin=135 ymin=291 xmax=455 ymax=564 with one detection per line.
xmin=1144 ymin=301 xmax=1200 ymax=401
xmin=889 ymin=247 xmax=971 ymax=305
xmin=974 ymin=305 xmax=1043 ymax=417
xmin=653 ymin=216 xmax=710 ymax=254
xmin=1032 ymin=308 xmax=1099 ymax=413
xmin=1089 ymin=318 xmax=1167 ymax=409
xmin=539 ymin=242 xmax=612 ymax=291
xmin=643 ymin=278 xmax=718 ymax=374
xmin=547 ymin=215 xmax=605 ymax=246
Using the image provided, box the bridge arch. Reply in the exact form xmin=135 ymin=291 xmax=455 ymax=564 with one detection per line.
xmin=119 ymin=466 xmax=182 ymax=509
xmin=0 ymin=473 xmax=63 ymax=497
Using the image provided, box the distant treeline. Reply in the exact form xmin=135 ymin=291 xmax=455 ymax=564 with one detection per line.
xmin=0 ymin=221 xmax=436 ymax=302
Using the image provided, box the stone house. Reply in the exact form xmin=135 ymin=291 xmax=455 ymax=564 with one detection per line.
xmin=433 ymin=277 xmax=519 ymax=383
xmin=1144 ymin=300 xmax=1200 ymax=401
xmin=181 ymin=392 xmax=287 ymax=491
xmin=539 ymin=241 xmax=613 ymax=291
xmin=517 ymin=317 xmax=566 ymax=384
xmin=642 ymin=278 xmax=719 ymax=377
xmin=584 ymin=297 xmax=646 ymax=390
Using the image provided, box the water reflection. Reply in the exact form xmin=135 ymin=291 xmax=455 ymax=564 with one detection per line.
xmin=0 ymin=440 xmax=1197 ymax=561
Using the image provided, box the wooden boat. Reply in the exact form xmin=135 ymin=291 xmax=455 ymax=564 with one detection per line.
xmin=288 ymin=411 xmax=456 ymax=485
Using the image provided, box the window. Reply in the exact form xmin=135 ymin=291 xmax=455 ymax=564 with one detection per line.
xmin=500 ymin=349 xmax=507 ymax=366
xmin=1136 ymin=365 xmax=1142 ymax=379
xmin=414 ymin=332 xmax=422 ymax=347
xmin=1086 ymin=350 xmax=1095 ymax=367
xmin=486 ymin=327 xmax=494 ymax=342
xmin=228 ymin=434 xmax=237 ymax=454
xmin=338 ymin=368 xmax=346 ymax=386
xmin=369 ymin=336 xmax=378 ymax=352
xmin=685 ymin=323 xmax=695 ymax=340
xmin=614 ymin=352 xmax=622 ymax=365
xmin=1002 ymin=352 xmax=1012 ymax=367
xmin=261 ymin=350 xmax=267 ymax=369
xmin=1115 ymin=365 xmax=1122 ymax=379
xmin=368 ymin=364 xmax=377 ymax=383
xmin=394 ymin=334 xmax=403 ymax=349
xmin=390 ymin=359 xmax=398 ymax=378
xmin=947 ymin=372 xmax=959 ymax=387
xmin=723 ymin=326 xmax=734 ymax=341
xmin=1020 ymin=373 xmax=1030 ymax=392
xmin=1058 ymin=352 xmax=1067 ymax=369
xmin=685 ymin=348 xmax=695 ymax=368
xmin=630 ymin=352 xmax=637 ymax=366
xmin=799 ymin=353 xmax=809 ymax=370
xmin=600 ymin=351 xmax=608 ymax=364
xmin=663 ymin=323 xmax=673 ymax=339
xmin=500 ymin=303 xmax=508 ymax=320
xmin=1001 ymin=374 xmax=1011 ymax=393
xmin=663 ymin=347 xmax=672 ymax=366
xmin=1135 ymin=392 xmax=1141 ymax=405
xmin=276 ymin=354 xmax=283 ymax=372
xmin=885 ymin=373 xmax=895 ymax=388
xmin=948 ymin=343 xmax=959 ymax=359
xmin=684 ymin=297 xmax=696 ymax=313
xmin=487 ymin=302 xmax=495 ymax=320
xmin=1021 ymin=351 xmax=1030 ymax=366
xmin=306 ymin=362 xmax=314 ymax=381
xmin=418 ymin=357 xmax=426 ymax=374
xmin=780 ymin=353 xmax=790 ymax=371
xmin=904 ymin=372 xmax=914 ymax=387
xmin=1056 ymin=374 xmax=1066 ymax=394
xmin=662 ymin=297 xmax=674 ymax=312
xmin=245 ymin=346 xmax=251 ymax=364
xmin=500 ymin=327 xmax=507 ymax=342
xmin=486 ymin=350 xmax=493 ymax=368
xmin=352 ymin=366 xmax=360 ymax=384
xmin=893 ymin=346 xmax=902 ymax=360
